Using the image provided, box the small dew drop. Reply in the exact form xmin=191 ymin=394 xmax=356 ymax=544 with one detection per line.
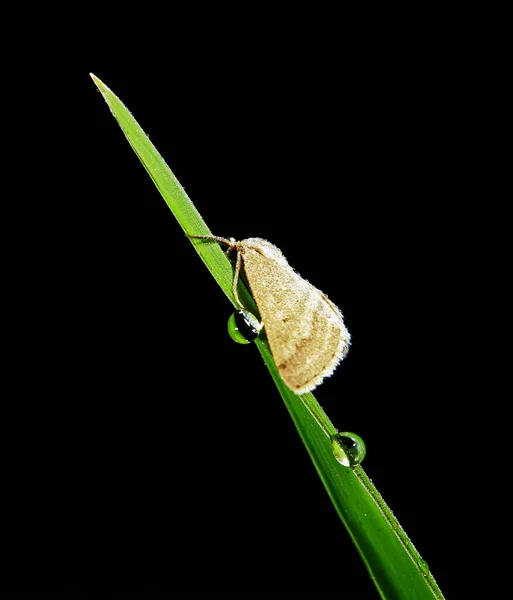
xmin=227 ymin=310 xmax=263 ymax=344
xmin=331 ymin=432 xmax=367 ymax=467
xmin=418 ymin=558 xmax=430 ymax=576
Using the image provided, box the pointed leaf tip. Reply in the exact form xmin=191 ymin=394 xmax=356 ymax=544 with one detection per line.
xmin=90 ymin=73 xmax=108 ymax=91
xmin=90 ymin=74 xmax=112 ymax=98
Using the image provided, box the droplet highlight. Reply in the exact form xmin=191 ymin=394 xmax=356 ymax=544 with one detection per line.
xmin=331 ymin=432 xmax=366 ymax=467
xmin=227 ymin=309 xmax=263 ymax=344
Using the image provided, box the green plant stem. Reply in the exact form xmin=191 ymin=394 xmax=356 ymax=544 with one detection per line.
xmin=91 ymin=73 xmax=445 ymax=600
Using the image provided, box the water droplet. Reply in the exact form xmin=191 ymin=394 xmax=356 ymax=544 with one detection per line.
xmin=227 ymin=310 xmax=263 ymax=344
xmin=418 ymin=558 xmax=430 ymax=576
xmin=331 ymin=432 xmax=366 ymax=467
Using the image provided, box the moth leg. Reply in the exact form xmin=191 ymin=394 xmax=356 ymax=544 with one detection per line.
xmin=231 ymin=248 xmax=245 ymax=309
xmin=185 ymin=234 xmax=245 ymax=309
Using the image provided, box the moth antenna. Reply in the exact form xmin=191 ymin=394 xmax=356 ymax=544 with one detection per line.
xmin=185 ymin=234 xmax=234 ymax=247
xmin=186 ymin=234 xmax=245 ymax=309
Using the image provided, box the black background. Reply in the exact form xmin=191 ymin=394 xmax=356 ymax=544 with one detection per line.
xmin=2 ymin=7 xmax=504 ymax=599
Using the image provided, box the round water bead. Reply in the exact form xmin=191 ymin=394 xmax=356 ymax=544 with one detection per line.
xmin=331 ymin=431 xmax=367 ymax=467
xmin=227 ymin=309 xmax=263 ymax=344
xmin=417 ymin=558 xmax=430 ymax=576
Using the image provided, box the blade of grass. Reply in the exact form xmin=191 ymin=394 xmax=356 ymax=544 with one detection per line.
xmin=91 ymin=74 xmax=445 ymax=600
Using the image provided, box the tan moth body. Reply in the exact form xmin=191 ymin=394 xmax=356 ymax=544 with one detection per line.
xmin=189 ymin=235 xmax=350 ymax=394
xmin=238 ymin=238 xmax=349 ymax=393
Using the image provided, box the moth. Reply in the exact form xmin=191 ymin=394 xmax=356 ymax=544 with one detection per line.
xmin=189 ymin=235 xmax=350 ymax=394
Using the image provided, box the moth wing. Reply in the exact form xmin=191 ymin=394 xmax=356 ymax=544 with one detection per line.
xmin=241 ymin=242 xmax=350 ymax=394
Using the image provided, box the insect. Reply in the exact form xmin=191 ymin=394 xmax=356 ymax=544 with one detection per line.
xmin=188 ymin=234 xmax=350 ymax=394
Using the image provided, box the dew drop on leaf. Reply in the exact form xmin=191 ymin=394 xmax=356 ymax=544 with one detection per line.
xmin=331 ymin=432 xmax=367 ymax=467
xmin=227 ymin=310 xmax=262 ymax=344
xmin=417 ymin=558 xmax=430 ymax=576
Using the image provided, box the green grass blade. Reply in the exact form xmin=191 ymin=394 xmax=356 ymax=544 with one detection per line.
xmin=91 ymin=74 xmax=445 ymax=600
